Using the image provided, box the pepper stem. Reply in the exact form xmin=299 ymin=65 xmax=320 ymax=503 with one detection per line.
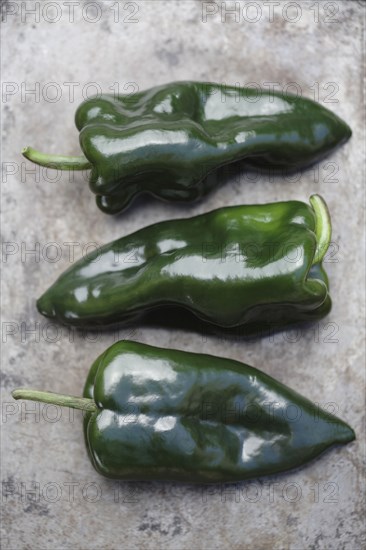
xmin=12 ymin=389 xmax=97 ymax=413
xmin=22 ymin=147 xmax=91 ymax=171
xmin=310 ymin=194 xmax=332 ymax=265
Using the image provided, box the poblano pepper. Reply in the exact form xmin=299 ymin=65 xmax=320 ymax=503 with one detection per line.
xmin=37 ymin=195 xmax=332 ymax=336
xmin=12 ymin=340 xmax=355 ymax=482
xmin=22 ymin=81 xmax=351 ymax=214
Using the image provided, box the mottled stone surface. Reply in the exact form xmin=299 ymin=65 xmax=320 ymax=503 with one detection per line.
xmin=1 ymin=1 xmax=365 ymax=548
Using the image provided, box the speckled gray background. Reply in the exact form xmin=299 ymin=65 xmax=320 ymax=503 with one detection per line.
xmin=1 ymin=1 xmax=365 ymax=548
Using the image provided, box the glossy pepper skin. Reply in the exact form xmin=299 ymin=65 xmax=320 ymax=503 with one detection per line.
xmin=37 ymin=195 xmax=332 ymax=337
xmin=22 ymin=81 xmax=351 ymax=214
xmin=12 ymin=341 xmax=355 ymax=482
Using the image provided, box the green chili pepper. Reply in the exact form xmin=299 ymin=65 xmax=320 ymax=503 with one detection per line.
xmin=22 ymin=81 xmax=351 ymax=214
xmin=37 ymin=195 xmax=332 ymax=337
xmin=12 ymin=340 xmax=355 ymax=482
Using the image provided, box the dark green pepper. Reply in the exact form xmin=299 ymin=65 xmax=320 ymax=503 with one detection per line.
xmin=22 ymin=81 xmax=351 ymax=214
xmin=37 ymin=195 xmax=332 ymax=337
xmin=12 ymin=340 xmax=355 ymax=482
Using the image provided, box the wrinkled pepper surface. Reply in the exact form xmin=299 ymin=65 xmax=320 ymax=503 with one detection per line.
xmin=22 ymin=81 xmax=351 ymax=214
xmin=12 ymin=341 xmax=355 ymax=482
xmin=37 ymin=195 xmax=332 ymax=336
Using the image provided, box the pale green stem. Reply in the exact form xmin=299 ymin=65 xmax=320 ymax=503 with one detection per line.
xmin=310 ymin=194 xmax=332 ymax=265
xmin=12 ymin=389 xmax=97 ymax=413
xmin=22 ymin=147 xmax=91 ymax=171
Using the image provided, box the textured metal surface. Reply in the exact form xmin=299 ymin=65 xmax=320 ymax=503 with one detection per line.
xmin=1 ymin=1 xmax=365 ymax=548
